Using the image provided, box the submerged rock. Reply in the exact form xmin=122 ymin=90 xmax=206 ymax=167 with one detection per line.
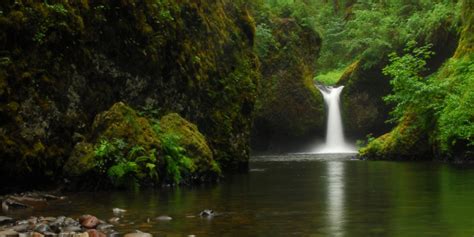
xmin=199 ymin=209 xmax=215 ymax=218
xmin=124 ymin=232 xmax=152 ymax=237
xmin=79 ymin=215 xmax=99 ymax=229
xmin=155 ymin=216 xmax=172 ymax=221
xmin=112 ymin=208 xmax=126 ymax=216
xmin=0 ymin=229 xmax=18 ymax=236
xmin=0 ymin=216 xmax=13 ymax=224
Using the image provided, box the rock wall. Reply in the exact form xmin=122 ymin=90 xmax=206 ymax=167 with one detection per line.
xmin=251 ymin=17 xmax=324 ymax=152
xmin=0 ymin=0 xmax=258 ymax=184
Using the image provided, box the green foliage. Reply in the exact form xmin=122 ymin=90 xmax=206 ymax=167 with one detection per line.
xmin=255 ymin=23 xmax=278 ymax=58
xmin=160 ymin=132 xmax=196 ymax=184
xmin=314 ymin=69 xmax=344 ymax=85
xmin=382 ymin=41 xmax=435 ymax=123
xmin=436 ymin=57 xmax=474 ymax=153
xmin=93 ymin=138 xmax=159 ymax=188
xmin=45 ymin=3 xmax=68 ymax=15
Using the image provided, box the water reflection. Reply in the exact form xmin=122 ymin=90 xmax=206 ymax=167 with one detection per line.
xmin=327 ymin=161 xmax=345 ymax=236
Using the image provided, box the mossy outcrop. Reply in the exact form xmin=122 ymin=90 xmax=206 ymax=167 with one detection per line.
xmin=64 ymin=103 xmax=221 ymax=187
xmin=252 ymin=17 xmax=324 ymax=152
xmin=159 ymin=113 xmax=221 ymax=179
xmin=338 ymin=59 xmax=393 ymax=139
xmin=360 ymin=0 xmax=473 ymax=161
xmin=0 ymin=1 xmax=257 ymax=184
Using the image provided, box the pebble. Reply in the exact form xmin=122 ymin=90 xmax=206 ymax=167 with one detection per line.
xmin=112 ymin=208 xmax=126 ymax=216
xmin=12 ymin=224 xmax=30 ymax=232
xmin=86 ymin=229 xmax=106 ymax=237
xmin=199 ymin=209 xmax=215 ymax=217
xmin=96 ymin=224 xmax=113 ymax=232
xmin=123 ymin=233 xmax=152 ymax=237
xmin=32 ymin=232 xmax=45 ymax=237
xmin=0 ymin=229 xmax=18 ymax=237
xmin=60 ymin=226 xmax=82 ymax=233
xmin=107 ymin=218 xmax=119 ymax=224
xmin=0 ymin=216 xmax=13 ymax=223
xmin=79 ymin=215 xmax=99 ymax=229
xmin=34 ymin=223 xmax=52 ymax=233
xmin=73 ymin=233 xmax=89 ymax=237
xmin=155 ymin=216 xmax=172 ymax=221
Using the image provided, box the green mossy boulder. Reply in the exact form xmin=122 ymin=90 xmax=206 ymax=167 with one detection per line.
xmin=159 ymin=113 xmax=221 ymax=179
xmin=64 ymin=103 xmax=221 ymax=187
xmin=359 ymin=114 xmax=430 ymax=160
xmin=64 ymin=102 xmax=162 ymax=185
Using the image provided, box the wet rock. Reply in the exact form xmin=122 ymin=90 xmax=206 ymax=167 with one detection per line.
xmin=112 ymin=208 xmax=126 ymax=216
xmin=31 ymin=232 xmax=44 ymax=237
xmin=19 ymin=233 xmax=32 ymax=237
xmin=155 ymin=216 xmax=172 ymax=221
xmin=96 ymin=224 xmax=113 ymax=232
xmin=107 ymin=218 xmax=119 ymax=224
xmin=50 ymin=216 xmax=66 ymax=228
xmin=60 ymin=226 xmax=82 ymax=233
xmin=123 ymin=232 xmax=152 ymax=237
xmin=105 ymin=232 xmax=120 ymax=237
xmin=0 ymin=216 xmax=13 ymax=224
xmin=40 ymin=217 xmax=56 ymax=222
xmin=86 ymin=229 xmax=105 ymax=237
xmin=43 ymin=232 xmax=57 ymax=237
xmin=34 ymin=224 xmax=52 ymax=233
xmin=2 ymin=198 xmax=30 ymax=211
xmin=58 ymin=232 xmax=76 ymax=237
xmin=72 ymin=233 xmax=88 ymax=237
xmin=12 ymin=224 xmax=30 ymax=232
xmin=63 ymin=218 xmax=78 ymax=226
xmin=0 ymin=229 xmax=18 ymax=237
xmin=27 ymin=217 xmax=38 ymax=225
xmin=199 ymin=209 xmax=215 ymax=217
xmin=79 ymin=215 xmax=99 ymax=229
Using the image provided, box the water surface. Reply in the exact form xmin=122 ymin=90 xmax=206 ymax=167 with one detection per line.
xmin=6 ymin=154 xmax=474 ymax=236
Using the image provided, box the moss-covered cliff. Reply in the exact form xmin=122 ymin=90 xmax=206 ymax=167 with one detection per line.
xmin=360 ymin=0 xmax=473 ymax=161
xmin=251 ymin=16 xmax=324 ymax=152
xmin=338 ymin=2 xmax=460 ymax=140
xmin=0 ymin=0 xmax=258 ymax=185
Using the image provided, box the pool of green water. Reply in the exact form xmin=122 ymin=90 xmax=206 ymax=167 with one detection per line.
xmin=6 ymin=154 xmax=474 ymax=236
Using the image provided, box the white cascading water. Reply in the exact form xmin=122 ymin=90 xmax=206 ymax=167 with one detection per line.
xmin=312 ymin=85 xmax=356 ymax=154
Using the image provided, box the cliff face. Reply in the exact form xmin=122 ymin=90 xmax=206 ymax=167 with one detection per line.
xmin=251 ymin=17 xmax=324 ymax=152
xmin=0 ymin=0 xmax=258 ymax=183
xmin=360 ymin=0 xmax=473 ymax=161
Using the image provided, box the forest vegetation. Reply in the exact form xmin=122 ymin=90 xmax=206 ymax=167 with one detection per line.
xmin=0 ymin=0 xmax=472 ymax=189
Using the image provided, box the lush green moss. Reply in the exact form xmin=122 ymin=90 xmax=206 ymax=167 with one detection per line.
xmin=64 ymin=103 xmax=221 ymax=188
xmin=0 ymin=0 xmax=258 ymax=182
xmin=360 ymin=2 xmax=473 ymax=161
xmin=159 ymin=113 xmax=221 ymax=181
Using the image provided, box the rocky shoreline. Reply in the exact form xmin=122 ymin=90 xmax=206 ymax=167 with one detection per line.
xmin=0 ymin=214 xmax=159 ymax=237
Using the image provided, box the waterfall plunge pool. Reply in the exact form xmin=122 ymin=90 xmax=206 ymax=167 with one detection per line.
xmin=5 ymin=153 xmax=474 ymax=236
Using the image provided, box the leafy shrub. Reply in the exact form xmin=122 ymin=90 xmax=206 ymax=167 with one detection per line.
xmin=158 ymin=129 xmax=196 ymax=184
xmin=93 ymin=138 xmax=159 ymax=188
xmin=255 ymin=23 xmax=278 ymax=58
xmin=382 ymin=41 xmax=435 ymax=123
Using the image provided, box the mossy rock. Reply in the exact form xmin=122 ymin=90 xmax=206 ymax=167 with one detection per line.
xmin=159 ymin=113 xmax=221 ymax=179
xmin=0 ymin=1 xmax=258 ymax=183
xmin=63 ymin=142 xmax=95 ymax=177
xmin=63 ymin=102 xmax=162 ymax=183
xmin=338 ymin=59 xmax=393 ymax=140
xmin=252 ymin=17 xmax=324 ymax=151
xmin=359 ymin=114 xmax=431 ymax=160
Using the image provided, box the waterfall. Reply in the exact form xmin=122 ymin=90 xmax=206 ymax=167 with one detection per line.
xmin=312 ymin=85 xmax=356 ymax=154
